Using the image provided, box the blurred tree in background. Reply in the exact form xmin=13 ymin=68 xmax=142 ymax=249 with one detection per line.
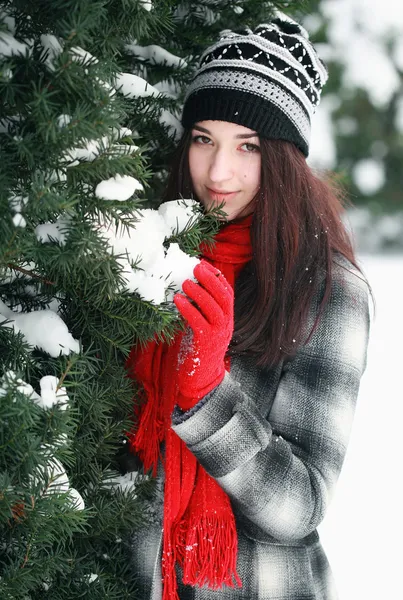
xmin=295 ymin=0 xmax=403 ymax=250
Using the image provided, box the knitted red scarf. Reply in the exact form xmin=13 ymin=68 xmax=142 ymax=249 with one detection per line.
xmin=126 ymin=215 xmax=253 ymax=599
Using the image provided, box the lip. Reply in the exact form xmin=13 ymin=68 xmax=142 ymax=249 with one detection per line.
xmin=206 ymin=187 xmax=238 ymax=199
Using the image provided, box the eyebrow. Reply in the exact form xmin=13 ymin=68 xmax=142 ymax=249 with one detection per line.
xmin=192 ymin=124 xmax=259 ymax=139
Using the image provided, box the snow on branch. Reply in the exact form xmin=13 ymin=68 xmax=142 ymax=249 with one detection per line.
xmin=115 ymin=72 xmax=160 ymax=98
xmin=0 ymin=31 xmax=30 ymax=57
xmin=1 ymin=371 xmax=70 ymax=410
xmin=139 ymin=0 xmax=152 ymax=11
xmin=98 ymin=199 xmax=201 ymax=304
xmin=95 ymin=174 xmax=143 ymax=201
xmin=1 ymin=371 xmax=84 ymax=510
xmin=125 ymin=43 xmax=187 ymax=69
xmin=35 ymin=216 xmax=70 ymax=245
xmin=0 ymin=301 xmax=80 ymax=357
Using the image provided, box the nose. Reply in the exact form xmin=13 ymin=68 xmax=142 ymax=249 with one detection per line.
xmin=208 ymin=148 xmax=233 ymax=183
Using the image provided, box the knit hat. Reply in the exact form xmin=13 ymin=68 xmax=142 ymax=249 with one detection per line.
xmin=181 ymin=12 xmax=328 ymax=156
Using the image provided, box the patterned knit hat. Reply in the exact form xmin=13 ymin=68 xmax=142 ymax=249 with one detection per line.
xmin=181 ymin=12 xmax=328 ymax=156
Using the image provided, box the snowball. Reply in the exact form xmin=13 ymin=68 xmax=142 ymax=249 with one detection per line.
xmin=95 ymin=203 xmax=203 ymax=304
xmin=128 ymin=243 xmax=199 ymax=304
xmin=99 ymin=209 xmax=169 ymax=268
xmin=124 ymin=266 xmax=167 ymax=304
xmin=13 ymin=310 xmax=80 ymax=357
xmin=158 ymin=199 xmax=200 ymax=234
xmin=95 ymin=174 xmax=143 ymax=201
xmin=159 ymin=244 xmax=200 ymax=302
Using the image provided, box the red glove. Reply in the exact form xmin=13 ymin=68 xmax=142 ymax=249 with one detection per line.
xmin=173 ymin=260 xmax=234 ymax=409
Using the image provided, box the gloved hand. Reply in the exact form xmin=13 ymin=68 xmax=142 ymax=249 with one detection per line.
xmin=173 ymin=260 xmax=234 ymax=409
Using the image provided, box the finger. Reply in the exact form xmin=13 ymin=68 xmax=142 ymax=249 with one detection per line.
xmin=174 ymin=292 xmax=208 ymax=332
xmin=194 ymin=262 xmax=234 ymax=316
xmin=199 ymin=259 xmax=221 ymax=276
xmin=181 ymin=279 xmax=224 ymax=326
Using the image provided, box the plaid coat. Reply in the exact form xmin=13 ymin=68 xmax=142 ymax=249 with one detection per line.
xmin=131 ymin=255 xmax=370 ymax=599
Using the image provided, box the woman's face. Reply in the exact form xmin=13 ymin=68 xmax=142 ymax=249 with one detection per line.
xmin=188 ymin=120 xmax=261 ymax=221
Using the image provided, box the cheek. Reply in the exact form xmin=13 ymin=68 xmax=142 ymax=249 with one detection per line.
xmin=242 ymin=157 xmax=261 ymax=189
xmin=188 ymin=148 xmax=204 ymax=185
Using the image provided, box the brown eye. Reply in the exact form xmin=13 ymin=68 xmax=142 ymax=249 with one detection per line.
xmin=241 ymin=142 xmax=260 ymax=153
xmin=192 ymin=135 xmax=211 ymax=145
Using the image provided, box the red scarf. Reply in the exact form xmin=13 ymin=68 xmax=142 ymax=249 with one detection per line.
xmin=126 ymin=215 xmax=253 ymax=599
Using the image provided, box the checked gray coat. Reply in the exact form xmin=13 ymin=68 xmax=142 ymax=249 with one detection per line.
xmin=131 ymin=255 xmax=370 ymax=599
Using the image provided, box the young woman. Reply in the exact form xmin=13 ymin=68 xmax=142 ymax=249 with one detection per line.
xmin=127 ymin=13 xmax=371 ymax=600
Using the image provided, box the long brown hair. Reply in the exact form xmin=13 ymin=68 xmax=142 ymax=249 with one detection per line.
xmin=163 ymin=130 xmax=368 ymax=368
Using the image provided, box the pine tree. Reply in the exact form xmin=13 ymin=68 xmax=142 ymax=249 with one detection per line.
xmin=0 ymin=1 xmax=176 ymax=597
xmin=1 ymin=1 xmax=300 ymax=598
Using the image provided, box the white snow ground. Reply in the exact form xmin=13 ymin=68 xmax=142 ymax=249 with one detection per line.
xmin=318 ymin=253 xmax=402 ymax=600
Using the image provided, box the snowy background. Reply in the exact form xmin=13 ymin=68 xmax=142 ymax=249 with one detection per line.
xmin=318 ymin=253 xmax=402 ymax=599
xmin=306 ymin=2 xmax=402 ymax=598
xmin=307 ymin=0 xmax=403 ymax=174
xmin=305 ymin=0 xmax=403 ymax=253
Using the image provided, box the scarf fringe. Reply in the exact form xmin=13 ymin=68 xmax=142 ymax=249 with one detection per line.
xmin=179 ymin=513 xmax=241 ymax=589
xmin=130 ymin=388 xmax=164 ymax=476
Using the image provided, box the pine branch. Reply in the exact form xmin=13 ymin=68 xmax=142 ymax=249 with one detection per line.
xmin=6 ymin=263 xmax=55 ymax=286
xmin=56 ymin=359 xmax=73 ymax=391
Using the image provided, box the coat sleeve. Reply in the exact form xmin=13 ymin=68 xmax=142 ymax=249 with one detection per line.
xmin=171 ymin=261 xmax=370 ymax=543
